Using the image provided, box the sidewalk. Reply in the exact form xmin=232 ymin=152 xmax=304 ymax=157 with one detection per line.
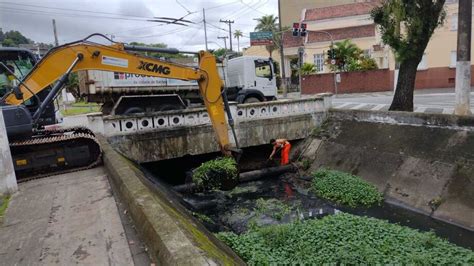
xmin=0 ymin=167 xmax=142 ymax=265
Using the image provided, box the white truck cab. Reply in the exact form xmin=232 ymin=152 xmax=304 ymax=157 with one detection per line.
xmin=225 ymin=56 xmax=277 ymax=103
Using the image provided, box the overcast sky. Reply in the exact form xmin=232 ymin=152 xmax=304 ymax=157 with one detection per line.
xmin=0 ymin=0 xmax=277 ymax=51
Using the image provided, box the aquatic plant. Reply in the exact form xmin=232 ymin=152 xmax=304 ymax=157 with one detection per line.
xmin=193 ymin=157 xmax=238 ymax=190
xmin=217 ymin=213 xmax=474 ymax=265
xmin=311 ymin=168 xmax=383 ymax=207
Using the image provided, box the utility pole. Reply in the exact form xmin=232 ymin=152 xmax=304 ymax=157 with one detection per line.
xmin=278 ymin=0 xmax=288 ymax=98
xmin=455 ymin=0 xmax=472 ymax=115
xmin=219 ymin=19 xmax=234 ymax=51
xmin=52 ymin=19 xmax=59 ymax=46
xmin=218 ymin=36 xmax=228 ymax=50
xmin=203 ymin=8 xmax=208 ymax=51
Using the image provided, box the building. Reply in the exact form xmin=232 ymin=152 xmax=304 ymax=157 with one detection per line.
xmin=243 ymin=0 xmax=360 ymax=76
xmin=279 ymin=0 xmax=358 ymax=27
xmin=18 ymin=43 xmax=51 ymax=58
xmin=283 ymin=0 xmax=471 ymax=92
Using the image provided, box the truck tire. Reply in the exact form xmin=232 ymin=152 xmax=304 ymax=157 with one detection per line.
xmin=159 ymin=104 xmax=185 ymax=112
xmin=123 ymin=107 xmax=145 ymax=115
xmin=244 ymin=97 xmax=261 ymax=103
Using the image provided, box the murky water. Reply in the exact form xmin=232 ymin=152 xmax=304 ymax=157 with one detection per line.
xmin=147 ymin=170 xmax=474 ymax=250
xmin=142 ymin=143 xmax=473 ymax=250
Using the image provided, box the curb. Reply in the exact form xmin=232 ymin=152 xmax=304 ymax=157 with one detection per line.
xmin=98 ymin=135 xmax=244 ymax=265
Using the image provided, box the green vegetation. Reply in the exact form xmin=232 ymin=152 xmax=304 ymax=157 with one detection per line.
xmin=329 ymin=39 xmax=378 ymax=72
xmin=0 ymin=29 xmax=52 ymax=49
xmin=192 ymin=212 xmax=213 ymax=224
xmin=299 ymin=62 xmax=317 ymax=75
xmin=312 ymin=169 xmax=383 ymax=207
xmin=217 ymin=213 xmax=474 ymax=265
xmin=0 ymin=195 xmax=11 ymax=223
xmin=60 ymin=101 xmax=101 ymax=116
xmin=193 ymin=157 xmax=238 ymax=190
xmin=254 ymin=198 xmax=292 ymax=221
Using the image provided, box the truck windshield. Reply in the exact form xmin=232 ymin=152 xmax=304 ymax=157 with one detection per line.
xmin=254 ymin=60 xmax=272 ymax=79
xmin=0 ymin=51 xmax=35 ymax=97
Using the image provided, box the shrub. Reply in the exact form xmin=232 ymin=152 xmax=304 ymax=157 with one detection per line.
xmin=312 ymin=169 xmax=383 ymax=207
xmin=217 ymin=213 xmax=474 ymax=265
xmin=192 ymin=157 xmax=238 ymax=190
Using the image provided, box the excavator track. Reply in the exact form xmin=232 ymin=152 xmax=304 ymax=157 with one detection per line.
xmin=10 ymin=127 xmax=102 ymax=182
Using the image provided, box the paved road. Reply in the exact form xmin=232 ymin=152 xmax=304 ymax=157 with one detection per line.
xmin=332 ymin=90 xmax=474 ymax=114
xmin=0 ymin=167 xmax=149 ymax=265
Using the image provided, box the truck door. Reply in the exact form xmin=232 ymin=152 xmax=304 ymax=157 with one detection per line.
xmin=254 ymin=59 xmax=276 ymax=98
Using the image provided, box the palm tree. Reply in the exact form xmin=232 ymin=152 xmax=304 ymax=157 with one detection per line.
xmin=300 ymin=63 xmax=317 ymax=75
xmin=233 ymin=30 xmax=243 ymax=52
xmin=254 ymin=15 xmax=279 ymax=57
xmin=331 ymin=39 xmax=363 ymax=72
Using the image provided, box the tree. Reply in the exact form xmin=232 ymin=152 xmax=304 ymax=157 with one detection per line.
xmin=372 ymin=0 xmax=446 ymax=111
xmin=329 ymin=39 xmax=363 ymax=72
xmin=1 ymin=30 xmax=33 ymax=47
xmin=300 ymin=63 xmax=317 ymax=75
xmin=212 ymin=48 xmax=230 ymax=58
xmin=254 ymin=15 xmax=279 ymax=57
xmin=233 ymin=30 xmax=243 ymax=52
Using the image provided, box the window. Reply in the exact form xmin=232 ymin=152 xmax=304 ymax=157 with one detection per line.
xmin=314 ymin=53 xmax=324 ymax=72
xmin=417 ymin=53 xmax=428 ymax=70
xmin=363 ymin=49 xmax=372 ymax=58
xmin=451 ymin=13 xmax=458 ymax=31
xmin=254 ymin=60 xmax=272 ymax=79
xmin=450 ymin=51 xmax=457 ymax=68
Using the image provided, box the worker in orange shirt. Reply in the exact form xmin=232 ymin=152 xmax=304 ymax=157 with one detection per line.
xmin=269 ymin=138 xmax=291 ymax=165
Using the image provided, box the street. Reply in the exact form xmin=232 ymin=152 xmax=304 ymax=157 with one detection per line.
xmin=332 ymin=89 xmax=474 ymax=114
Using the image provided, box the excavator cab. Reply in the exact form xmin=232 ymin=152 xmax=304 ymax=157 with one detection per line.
xmin=0 ymin=48 xmax=56 ymax=127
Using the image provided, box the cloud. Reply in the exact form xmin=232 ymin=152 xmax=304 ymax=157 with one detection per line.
xmin=0 ymin=0 xmax=277 ymax=51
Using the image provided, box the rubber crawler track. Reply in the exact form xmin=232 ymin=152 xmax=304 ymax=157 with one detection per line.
xmin=10 ymin=127 xmax=102 ymax=183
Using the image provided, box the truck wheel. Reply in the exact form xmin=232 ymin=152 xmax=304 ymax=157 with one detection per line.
xmin=159 ymin=104 xmax=185 ymax=111
xmin=123 ymin=107 xmax=145 ymax=115
xmin=244 ymin=97 xmax=261 ymax=103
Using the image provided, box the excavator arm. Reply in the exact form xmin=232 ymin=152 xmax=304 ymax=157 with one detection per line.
xmin=2 ymin=37 xmax=232 ymax=155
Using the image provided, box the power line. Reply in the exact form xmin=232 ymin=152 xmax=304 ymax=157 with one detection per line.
xmin=0 ymin=1 xmax=158 ymax=20
xmin=0 ymin=6 xmax=159 ymax=22
xmin=239 ymin=0 xmax=268 ymax=15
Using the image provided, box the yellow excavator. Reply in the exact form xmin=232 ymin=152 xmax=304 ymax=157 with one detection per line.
xmin=1 ymin=33 xmax=239 ymax=181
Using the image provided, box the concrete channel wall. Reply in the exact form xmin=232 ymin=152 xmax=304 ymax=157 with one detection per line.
xmin=93 ymin=96 xmax=331 ymax=163
xmin=98 ymin=135 xmax=244 ymax=265
xmin=300 ymin=109 xmax=474 ymax=230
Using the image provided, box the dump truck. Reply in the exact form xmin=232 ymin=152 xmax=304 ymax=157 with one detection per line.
xmin=78 ymin=55 xmax=277 ymax=115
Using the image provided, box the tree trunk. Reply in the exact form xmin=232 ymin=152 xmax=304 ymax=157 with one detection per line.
xmin=389 ymin=58 xmax=419 ymax=111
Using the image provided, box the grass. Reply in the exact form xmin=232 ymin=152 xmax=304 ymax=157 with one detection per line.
xmin=217 ymin=213 xmax=474 ymax=265
xmin=60 ymin=101 xmax=100 ymax=116
xmin=0 ymin=195 xmax=11 ymax=224
xmin=312 ymin=168 xmax=383 ymax=207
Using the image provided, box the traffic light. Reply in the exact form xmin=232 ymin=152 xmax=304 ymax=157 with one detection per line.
xmin=300 ymin=23 xmax=307 ymax=37
xmin=292 ymin=22 xmax=300 ymax=37
xmin=327 ymin=48 xmax=336 ymax=60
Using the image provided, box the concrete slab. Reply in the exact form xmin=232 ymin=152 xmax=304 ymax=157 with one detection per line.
xmin=0 ymin=167 xmax=134 ymax=265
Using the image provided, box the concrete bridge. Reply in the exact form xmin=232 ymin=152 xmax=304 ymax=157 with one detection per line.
xmin=87 ymin=95 xmax=332 ymax=163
